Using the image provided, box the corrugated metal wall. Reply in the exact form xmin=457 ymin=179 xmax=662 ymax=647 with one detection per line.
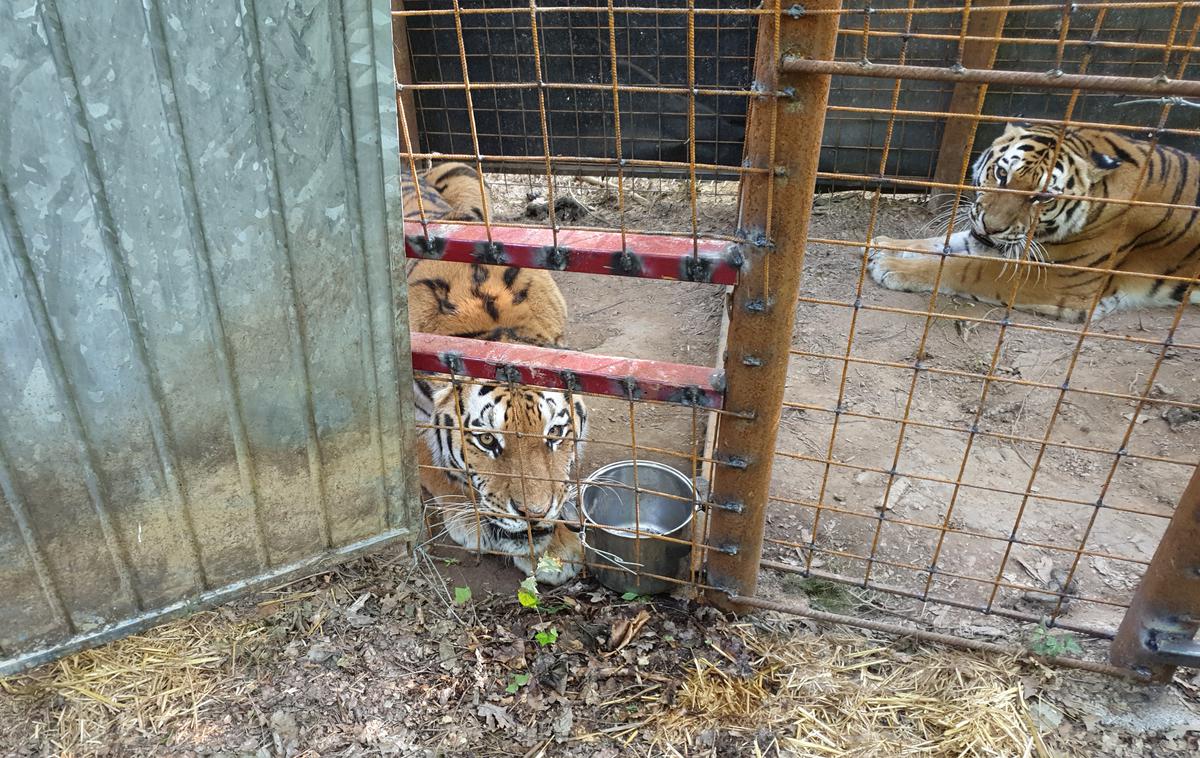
xmin=0 ymin=0 xmax=416 ymax=675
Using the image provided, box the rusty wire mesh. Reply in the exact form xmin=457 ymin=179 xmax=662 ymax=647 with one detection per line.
xmin=392 ymin=0 xmax=1200 ymax=669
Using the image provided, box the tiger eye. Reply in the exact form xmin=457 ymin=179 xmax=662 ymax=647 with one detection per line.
xmin=477 ymin=432 xmax=496 ymax=447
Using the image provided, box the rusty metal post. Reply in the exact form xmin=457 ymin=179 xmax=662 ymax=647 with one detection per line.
xmin=930 ymin=0 xmax=1010 ymax=211
xmin=1110 ymin=464 xmax=1200 ymax=682
xmin=392 ymin=1 xmax=420 ymax=150
xmin=703 ymin=1 xmax=842 ymax=610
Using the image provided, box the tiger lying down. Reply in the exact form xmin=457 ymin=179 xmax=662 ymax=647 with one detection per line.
xmin=868 ymin=124 xmax=1200 ymax=322
xmin=403 ymin=163 xmax=586 ymax=585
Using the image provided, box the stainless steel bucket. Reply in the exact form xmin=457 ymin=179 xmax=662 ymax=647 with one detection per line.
xmin=580 ymin=460 xmax=698 ymax=595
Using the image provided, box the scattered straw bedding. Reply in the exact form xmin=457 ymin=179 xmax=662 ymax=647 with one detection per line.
xmin=1 ymin=551 xmax=1195 ymax=757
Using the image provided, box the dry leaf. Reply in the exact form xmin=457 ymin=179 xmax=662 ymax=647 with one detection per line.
xmin=604 ymin=610 xmax=651 ymax=657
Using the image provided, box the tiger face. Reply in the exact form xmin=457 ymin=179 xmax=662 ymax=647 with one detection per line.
xmin=970 ymin=123 xmax=1122 ymax=253
xmin=416 ymin=375 xmax=588 ymax=581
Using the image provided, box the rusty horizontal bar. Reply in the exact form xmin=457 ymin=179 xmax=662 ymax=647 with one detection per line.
xmin=780 ymin=398 xmax=1196 ymax=471
xmin=836 ymin=27 xmax=1200 ymax=55
xmin=763 ymin=542 xmax=1131 ymax=611
xmin=781 ymin=56 xmax=1200 ymax=98
xmin=398 ymin=80 xmax=763 ymax=99
xmin=400 ymin=150 xmax=771 ymax=177
xmin=403 ymin=221 xmax=743 ymax=284
xmin=730 ymin=592 xmax=1137 ymax=678
xmin=766 ymin=494 xmax=1162 ymax=556
xmin=392 ymin=1 xmax=1188 ymax=18
xmin=795 ymin=289 xmax=1200 ymax=355
xmin=410 ymin=332 xmax=725 ymax=409
xmin=758 ymin=560 xmax=1121 ymax=639
xmin=825 ymin=105 xmax=1200 ymax=139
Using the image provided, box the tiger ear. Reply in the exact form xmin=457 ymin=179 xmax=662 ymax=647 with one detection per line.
xmin=1001 ymin=121 xmax=1027 ymax=137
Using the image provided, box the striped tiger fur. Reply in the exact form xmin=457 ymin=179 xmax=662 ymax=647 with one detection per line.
xmin=868 ymin=124 xmax=1200 ymax=322
xmin=404 ymin=162 xmax=587 ymax=585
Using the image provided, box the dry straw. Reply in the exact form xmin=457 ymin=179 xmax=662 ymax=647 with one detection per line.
xmin=662 ymin=622 xmax=1050 ymax=757
xmin=1 ymin=610 xmax=266 ymax=754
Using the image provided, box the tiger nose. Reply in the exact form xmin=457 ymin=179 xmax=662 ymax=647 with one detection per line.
xmin=513 ymin=497 xmax=551 ymax=518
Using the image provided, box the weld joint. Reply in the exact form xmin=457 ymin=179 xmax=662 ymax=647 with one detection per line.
xmin=558 ymin=369 xmax=582 ymax=393
xmin=495 ymin=364 xmax=521 ymax=384
xmin=716 ymin=500 xmax=745 ymax=514
xmin=441 ymin=352 xmax=465 ymax=375
xmin=621 ymin=377 xmax=642 ymax=401
xmin=473 ymin=240 xmax=507 ymax=265
xmin=537 ymin=245 xmax=571 ymax=270
xmin=612 ymin=248 xmax=644 ymax=277
xmin=406 ymin=233 xmax=446 ymax=259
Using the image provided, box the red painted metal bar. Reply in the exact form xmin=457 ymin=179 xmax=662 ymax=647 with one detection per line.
xmin=410 ymin=332 xmax=725 ymax=409
xmin=403 ymin=220 xmax=743 ymax=285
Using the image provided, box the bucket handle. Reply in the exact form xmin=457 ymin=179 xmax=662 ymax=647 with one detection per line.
xmin=579 ymin=528 xmax=645 ymax=575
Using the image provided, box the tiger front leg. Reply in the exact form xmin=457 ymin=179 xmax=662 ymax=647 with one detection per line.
xmin=869 ymin=246 xmax=1103 ymax=322
xmin=513 ymin=524 xmax=583 ymax=585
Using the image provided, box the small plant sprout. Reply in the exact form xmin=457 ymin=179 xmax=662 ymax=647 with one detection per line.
xmin=453 ymin=586 xmax=472 ymax=605
xmin=517 ymin=576 xmax=540 ymax=609
xmin=534 ymin=627 xmax=559 ymax=647
xmin=621 ymin=591 xmax=649 ymax=602
xmin=1027 ymin=620 xmax=1083 ymax=657
xmin=505 ymin=672 xmax=531 ymax=694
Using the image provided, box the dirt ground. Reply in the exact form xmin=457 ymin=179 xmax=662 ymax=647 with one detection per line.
xmin=488 ymin=172 xmax=1200 ymax=645
xmin=3 ymin=549 xmax=1198 ymax=756
xmin=3 ymin=174 xmax=1198 ymax=755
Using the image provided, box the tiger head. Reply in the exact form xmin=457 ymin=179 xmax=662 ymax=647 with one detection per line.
xmin=420 ymin=378 xmax=588 ymax=543
xmin=969 ymin=124 xmax=1126 ymax=254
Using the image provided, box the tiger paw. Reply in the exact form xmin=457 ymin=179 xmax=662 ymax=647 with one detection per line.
xmin=514 ymin=526 xmax=583 ymax=586
xmin=867 ymin=244 xmax=936 ymax=294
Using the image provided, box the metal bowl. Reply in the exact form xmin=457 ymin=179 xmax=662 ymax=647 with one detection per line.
xmin=580 ymin=460 xmax=698 ymax=595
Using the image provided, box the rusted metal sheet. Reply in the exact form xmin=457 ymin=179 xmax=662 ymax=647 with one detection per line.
xmin=1110 ymin=464 xmax=1200 ymax=682
xmin=0 ymin=0 xmax=416 ymax=675
xmin=411 ymin=333 xmax=725 ymax=409
xmin=703 ymin=0 xmax=843 ymax=608
xmin=404 ymin=221 xmax=744 ymax=285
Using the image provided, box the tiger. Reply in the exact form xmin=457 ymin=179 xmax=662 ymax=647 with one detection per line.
xmin=867 ymin=123 xmax=1200 ymax=322
xmin=403 ymin=162 xmax=587 ymax=585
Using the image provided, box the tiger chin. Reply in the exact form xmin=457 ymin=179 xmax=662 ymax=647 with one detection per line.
xmin=404 ymin=161 xmax=588 ymax=585
xmin=868 ymin=123 xmax=1200 ymax=322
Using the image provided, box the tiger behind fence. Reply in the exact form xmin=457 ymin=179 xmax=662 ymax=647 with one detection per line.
xmin=403 ymin=162 xmax=587 ymax=585
xmin=867 ymin=124 xmax=1200 ymax=322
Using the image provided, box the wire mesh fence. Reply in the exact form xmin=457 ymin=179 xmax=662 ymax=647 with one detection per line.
xmin=393 ymin=0 xmax=1200 ymax=679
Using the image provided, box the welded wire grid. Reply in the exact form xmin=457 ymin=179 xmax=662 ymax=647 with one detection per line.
xmin=392 ymin=0 xmax=1200 ymax=665
xmin=768 ymin=0 xmax=1200 ymax=652
xmin=411 ymin=372 xmax=719 ymax=592
xmin=396 ymin=1 xmax=1200 ymax=184
xmin=391 ymin=1 xmax=772 ymax=602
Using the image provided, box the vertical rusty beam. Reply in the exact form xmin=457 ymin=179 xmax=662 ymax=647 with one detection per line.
xmin=392 ymin=1 xmax=420 ymax=150
xmin=703 ymin=1 xmax=842 ymax=610
xmin=930 ymin=0 xmax=1010 ymax=209
xmin=1110 ymin=464 xmax=1200 ymax=682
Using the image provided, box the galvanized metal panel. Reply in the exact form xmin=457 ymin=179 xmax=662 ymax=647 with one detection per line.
xmin=0 ymin=0 xmax=416 ymax=674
